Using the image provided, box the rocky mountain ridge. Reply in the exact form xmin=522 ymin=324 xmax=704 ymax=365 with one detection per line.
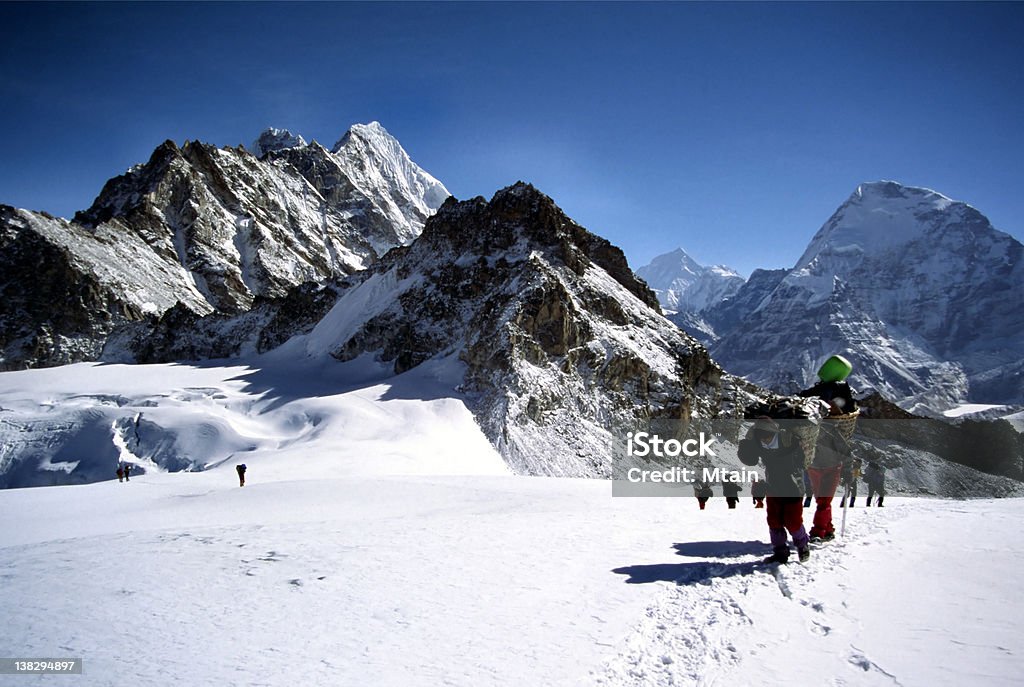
xmin=0 ymin=122 xmax=448 ymax=369
xmin=295 ymin=182 xmax=738 ymax=475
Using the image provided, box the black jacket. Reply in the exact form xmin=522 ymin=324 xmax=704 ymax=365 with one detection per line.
xmin=738 ymin=430 xmax=806 ymax=497
xmin=799 ymin=380 xmax=857 ymax=413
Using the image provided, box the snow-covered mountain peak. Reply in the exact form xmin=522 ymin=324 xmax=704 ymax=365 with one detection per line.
xmin=331 ymin=120 xmax=390 ymax=149
xmin=328 ymin=121 xmax=450 ymax=246
xmin=636 ymin=247 xmax=744 ymax=314
xmin=854 ymin=179 xmax=951 ymax=203
xmin=298 ymin=182 xmax=728 ymax=475
xmin=646 ymin=248 xmax=704 ymax=279
xmin=2 ymin=123 xmax=454 ymax=369
xmin=249 ymin=127 xmax=307 ymax=158
xmin=792 ymin=180 xmax=992 ymax=276
xmin=707 ymin=182 xmax=1024 ymax=412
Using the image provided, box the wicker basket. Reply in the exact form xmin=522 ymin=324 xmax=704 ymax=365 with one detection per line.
xmin=826 ymin=408 xmax=860 ymax=442
xmin=791 ymin=421 xmax=821 ymax=468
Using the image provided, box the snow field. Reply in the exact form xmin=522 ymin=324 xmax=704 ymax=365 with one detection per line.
xmin=599 ymin=498 xmax=1023 ymax=687
xmin=0 ymin=357 xmax=1021 ymax=686
xmin=2 ymin=474 xmax=1021 ymax=686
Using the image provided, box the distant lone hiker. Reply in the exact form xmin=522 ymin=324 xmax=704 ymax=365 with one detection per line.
xmin=123 ymin=463 xmax=132 ymax=481
xmin=865 ymin=461 xmax=885 ymax=506
xmin=236 ymin=464 xmax=247 ymax=487
xmin=694 ymin=480 xmax=713 ymax=510
xmin=722 ymin=480 xmax=742 ymax=509
xmin=116 ymin=465 xmax=124 ymax=483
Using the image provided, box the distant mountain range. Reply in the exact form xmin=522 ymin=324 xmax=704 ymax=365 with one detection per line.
xmin=1 ymin=125 xmax=1021 ymax=489
xmin=639 ymin=181 xmax=1024 ymax=414
xmin=1 ymin=122 xmax=447 ymax=369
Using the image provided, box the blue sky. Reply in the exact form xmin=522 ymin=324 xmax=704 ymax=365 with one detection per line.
xmin=1 ymin=2 xmax=1021 ymax=276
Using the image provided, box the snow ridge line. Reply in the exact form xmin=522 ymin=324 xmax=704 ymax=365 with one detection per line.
xmin=596 ymin=505 xmax=907 ymax=686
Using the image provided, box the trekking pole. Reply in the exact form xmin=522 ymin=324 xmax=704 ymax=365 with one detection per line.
xmin=840 ymin=484 xmax=849 ymax=538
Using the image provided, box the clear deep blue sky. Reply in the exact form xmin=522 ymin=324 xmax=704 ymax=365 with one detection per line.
xmin=1 ymin=2 xmax=1021 ymax=275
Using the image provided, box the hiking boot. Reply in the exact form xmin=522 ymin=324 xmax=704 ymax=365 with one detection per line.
xmin=809 ymin=535 xmax=823 ymax=544
xmin=822 ymin=532 xmax=836 ymax=542
xmin=763 ymin=547 xmax=790 ymax=564
xmin=798 ymin=547 xmax=810 ymax=563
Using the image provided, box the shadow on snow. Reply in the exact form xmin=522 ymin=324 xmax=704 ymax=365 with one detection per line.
xmin=613 ymin=540 xmax=772 ymax=585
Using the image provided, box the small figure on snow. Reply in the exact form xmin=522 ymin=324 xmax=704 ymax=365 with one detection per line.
xmin=236 ymin=463 xmax=247 ymax=487
xmin=123 ymin=463 xmax=132 ymax=481
xmin=721 ymin=479 xmax=742 ymax=509
xmin=840 ymin=458 xmax=862 ymax=507
xmin=738 ymin=417 xmax=811 ymax=564
xmin=751 ymin=478 xmax=768 ymax=508
xmin=865 ymin=461 xmax=885 ymax=506
xmin=116 ymin=465 xmax=124 ymax=483
xmin=693 ymin=480 xmax=713 ymax=510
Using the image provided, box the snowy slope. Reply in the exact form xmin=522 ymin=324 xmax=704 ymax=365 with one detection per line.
xmin=1 ymin=471 xmax=1020 ymax=686
xmin=0 ymin=354 xmax=506 ymax=489
xmin=706 ymin=181 xmax=1024 ymax=412
xmin=600 ymin=497 xmax=1023 ymax=687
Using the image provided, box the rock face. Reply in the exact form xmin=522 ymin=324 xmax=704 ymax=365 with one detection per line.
xmin=0 ymin=206 xmax=150 ymax=366
xmin=301 ymin=183 xmax=731 ymax=476
xmin=705 ymin=181 xmax=1024 ymax=413
xmin=0 ymin=122 xmax=448 ymax=370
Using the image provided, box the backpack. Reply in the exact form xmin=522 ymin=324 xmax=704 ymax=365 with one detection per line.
xmin=743 ymin=398 xmax=814 ymax=420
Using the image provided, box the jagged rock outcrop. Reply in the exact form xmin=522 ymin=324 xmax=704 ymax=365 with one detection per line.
xmin=0 ymin=206 xmax=150 ymax=366
xmin=0 ymin=122 xmax=448 ymax=370
xmin=301 ymin=183 xmax=732 ymax=476
xmin=103 ymin=279 xmax=353 ymax=364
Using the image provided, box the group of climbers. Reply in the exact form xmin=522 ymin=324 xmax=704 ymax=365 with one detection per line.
xmin=734 ymin=354 xmax=886 ymax=564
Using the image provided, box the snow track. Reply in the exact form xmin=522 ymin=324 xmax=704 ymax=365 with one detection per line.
xmin=599 ymin=501 xmax=1022 ymax=686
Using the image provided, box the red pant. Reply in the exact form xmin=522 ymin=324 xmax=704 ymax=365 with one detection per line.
xmin=807 ymin=465 xmax=842 ymax=537
xmin=766 ymin=496 xmax=804 ymax=533
xmin=766 ymin=496 xmax=808 ymax=549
